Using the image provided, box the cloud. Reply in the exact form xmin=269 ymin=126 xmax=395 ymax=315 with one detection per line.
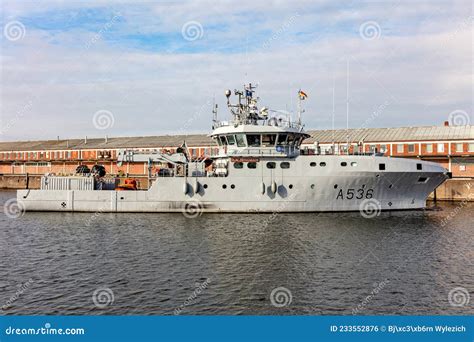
xmin=0 ymin=0 xmax=472 ymax=141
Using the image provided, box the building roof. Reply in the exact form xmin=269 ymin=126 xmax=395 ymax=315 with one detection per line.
xmin=0 ymin=125 xmax=473 ymax=152
xmin=306 ymin=125 xmax=474 ymax=144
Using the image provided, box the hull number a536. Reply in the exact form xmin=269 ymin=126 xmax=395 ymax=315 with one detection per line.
xmin=336 ymin=188 xmax=374 ymax=200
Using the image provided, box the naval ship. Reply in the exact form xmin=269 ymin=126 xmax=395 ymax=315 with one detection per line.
xmin=17 ymin=84 xmax=449 ymax=215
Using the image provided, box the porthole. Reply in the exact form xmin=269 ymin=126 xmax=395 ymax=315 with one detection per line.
xmin=234 ymin=162 xmax=243 ymax=169
xmin=351 ymin=162 xmax=357 ymax=167
xmin=247 ymin=162 xmax=257 ymax=169
xmin=341 ymin=162 xmax=347 ymax=167
xmin=334 ymin=184 xmax=338 ymax=189
xmin=388 ymin=184 xmax=393 ymax=189
xmin=310 ymin=184 xmax=315 ymax=189
xmin=266 ymin=162 xmax=276 ymax=169
xmin=289 ymin=184 xmax=293 ymax=189
xmin=222 ymin=184 xmax=227 ymax=189
xmin=280 ymin=162 xmax=290 ymax=169
xmin=320 ymin=162 xmax=326 ymax=167
xmin=310 ymin=162 xmax=317 ymax=167
xmin=231 ymin=184 xmax=235 ymax=189
xmin=379 ymin=163 xmax=386 ymax=171
xmin=203 ymin=184 xmax=208 ymax=189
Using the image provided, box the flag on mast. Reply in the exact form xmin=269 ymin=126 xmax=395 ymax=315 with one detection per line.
xmin=298 ymin=90 xmax=308 ymax=100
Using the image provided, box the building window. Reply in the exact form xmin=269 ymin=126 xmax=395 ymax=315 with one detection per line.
xmin=426 ymin=144 xmax=433 ymax=153
xmin=397 ymin=144 xmax=404 ymax=153
xmin=408 ymin=144 xmax=415 ymax=153
xmin=380 ymin=145 xmax=387 ymax=153
xmin=469 ymin=143 xmax=474 ymax=152
xmin=455 ymin=143 xmax=463 ymax=152
xmin=437 ymin=143 xmax=445 ymax=153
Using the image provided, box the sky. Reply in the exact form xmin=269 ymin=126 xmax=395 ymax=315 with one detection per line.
xmin=0 ymin=0 xmax=472 ymax=141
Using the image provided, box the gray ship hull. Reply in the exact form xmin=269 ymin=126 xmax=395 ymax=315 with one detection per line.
xmin=17 ymin=156 xmax=448 ymax=213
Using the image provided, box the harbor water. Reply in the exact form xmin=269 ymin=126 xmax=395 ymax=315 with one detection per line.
xmin=0 ymin=190 xmax=472 ymax=315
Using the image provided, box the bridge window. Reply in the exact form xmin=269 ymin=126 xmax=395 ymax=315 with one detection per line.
xmin=247 ymin=162 xmax=257 ymax=169
xmin=227 ymin=135 xmax=236 ymax=145
xmin=262 ymin=134 xmax=276 ymax=147
xmin=247 ymin=134 xmax=261 ymax=147
xmin=287 ymin=134 xmax=296 ymax=146
xmin=233 ymin=162 xmax=243 ymax=169
xmin=266 ymin=162 xmax=276 ymax=169
xmin=219 ymin=136 xmax=227 ymax=146
xmin=235 ymin=134 xmax=246 ymax=147
xmin=277 ymin=134 xmax=288 ymax=145
xmin=280 ymin=162 xmax=290 ymax=169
